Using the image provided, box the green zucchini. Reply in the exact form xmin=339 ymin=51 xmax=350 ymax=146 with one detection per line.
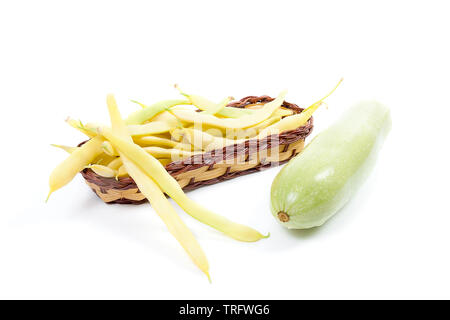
xmin=270 ymin=100 xmax=392 ymax=229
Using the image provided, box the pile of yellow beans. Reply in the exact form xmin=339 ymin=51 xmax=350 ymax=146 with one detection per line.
xmin=47 ymin=83 xmax=340 ymax=280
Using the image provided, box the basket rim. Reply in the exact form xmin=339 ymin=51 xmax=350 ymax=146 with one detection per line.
xmin=80 ymin=95 xmax=313 ymax=185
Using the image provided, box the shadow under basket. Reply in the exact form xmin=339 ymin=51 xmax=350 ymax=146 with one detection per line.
xmin=80 ymin=95 xmax=314 ymax=204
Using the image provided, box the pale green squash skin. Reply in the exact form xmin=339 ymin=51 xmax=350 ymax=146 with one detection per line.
xmin=271 ymin=101 xmax=392 ymax=229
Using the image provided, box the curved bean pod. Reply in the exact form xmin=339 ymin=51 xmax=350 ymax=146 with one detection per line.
xmin=171 ymin=91 xmax=287 ymax=129
xmin=47 ymin=135 xmax=104 ymax=201
xmin=106 ymin=94 xmax=211 ymax=281
xmin=50 ymin=144 xmax=78 ymax=154
xmin=175 ymin=85 xmax=252 ymax=118
xmin=85 ymin=164 xmax=116 ymax=178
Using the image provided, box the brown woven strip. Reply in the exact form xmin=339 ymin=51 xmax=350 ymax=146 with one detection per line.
xmin=80 ymin=95 xmax=313 ymax=204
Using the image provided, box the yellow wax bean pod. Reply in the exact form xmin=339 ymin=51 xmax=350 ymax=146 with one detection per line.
xmin=85 ymin=164 xmax=116 ymax=178
xmin=115 ymin=165 xmax=129 ymax=178
xmin=169 ymin=128 xmax=185 ymax=142
xmin=170 ymin=128 xmax=207 ymax=150
xmin=174 ymin=128 xmax=235 ymax=151
xmin=51 ymin=144 xmax=78 ymax=154
xmin=175 ymin=84 xmax=232 ymax=115
xmin=84 ymin=122 xmax=104 ymax=133
xmin=204 ymin=140 xmax=236 ymax=152
xmin=150 ymin=107 xmax=193 ymax=123
xmin=171 ymin=90 xmax=287 ymax=129
xmin=202 ymin=102 xmax=290 ymax=129
xmin=93 ymin=153 xmax=116 ymax=166
xmin=251 ymin=114 xmax=282 ymax=131
xmin=65 ymin=118 xmax=97 ymax=138
xmin=244 ymin=103 xmax=264 ymax=110
xmin=89 ymin=153 xmax=109 ymax=165
xmin=259 ymin=113 xmax=307 ymax=136
xmin=126 ymin=119 xmax=179 ymax=137
xmin=126 ymin=158 xmax=210 ymax=280
xmin=203 ymin=96 xmax=234 ymax=115
xmin=134 ymin=136 xmax=194 ymax=151
xmin=102 ymin=141 xmax=119 ymax=156
xmin=258 ymin=79 xmax=343 ymax=137
xmin=143 ymin=146 xmax=200 ymax=160
xmin=245 ymin=104 xmax=292 ymax=117
xmin=190 ymin=96 xmax=234 ymax=116
xmin=133 ymin=136 xmax=183 ymax=147
xmin=150 ymin=110 xmax=178 ymax=123
xmin=175 ymin=85 xmax=253 ymax=118
xmin=100 ymin=127 xmax=268 ymax=242
xmin=47 ymin=135 xmax=104 ymax=201
xmin=195 ymin=116 xmax=283 ymax=150
xmin=158 ymin=158 xmax=172 ymax=166
xmin=272 ymin=108 xmax=293 ymax=117
xmin=252 ymin=114 xmax=311 ymax=143
xmin=127 ymin=99 xmax=190 ymax=125
xmin=107 ymin=157 xmax=123 ymax=170
xmin=225 ymin=115 xmax=282 ymax=140
xmin=107 ymin=94 xmax=210 ymax=281
xmin=179 ymin=115 xmax=280 ymax=146
xmin=216 ymin=106 xmax=254 ymax=118
xmin=47 ymin=99 xmax=189 ymax=200
xmin=81 ymin=120 xmax=179 ymax=138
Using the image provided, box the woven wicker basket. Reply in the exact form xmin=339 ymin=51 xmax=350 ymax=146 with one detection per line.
xmin=81 ymin=95 xmax=313 ymax=204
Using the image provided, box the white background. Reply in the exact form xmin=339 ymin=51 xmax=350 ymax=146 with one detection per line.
xmin=0 ymin=0 xmax=449 ymax=299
